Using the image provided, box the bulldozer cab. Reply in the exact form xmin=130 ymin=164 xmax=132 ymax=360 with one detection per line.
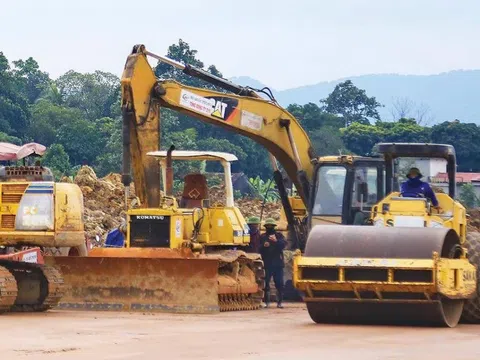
xmin=147 ymin=150 xmax=239 ymax=209
xmin=309 ymin=155 xmax=385 ymax=226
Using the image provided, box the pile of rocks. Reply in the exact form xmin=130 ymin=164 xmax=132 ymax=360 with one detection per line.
xmin=64 ymin=166 xmax=138 ymax=243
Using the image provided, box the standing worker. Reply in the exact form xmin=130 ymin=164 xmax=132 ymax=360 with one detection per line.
xmin=260 ymin=218 xmax=286 ymax=308
xmin=246 ymin=216 xmax=261 ymax=253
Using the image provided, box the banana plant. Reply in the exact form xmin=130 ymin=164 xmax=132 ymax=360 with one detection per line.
xmin=248 ymin=176 xmax=280 ymax=202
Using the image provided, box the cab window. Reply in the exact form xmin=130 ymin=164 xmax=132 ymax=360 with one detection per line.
xmin=351 ymin=166 xmax=379 ymax=208
xmin=312 ymin=166 xmax=346 ymax=216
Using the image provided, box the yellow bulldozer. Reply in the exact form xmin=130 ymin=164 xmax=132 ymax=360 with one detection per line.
xmin=294 ymin=142 xmax=480 ymax=327
xmin=50 ymin=148 xmax=264 ymax=312
xmin=0 ymin=142 xmax=86 ymax=313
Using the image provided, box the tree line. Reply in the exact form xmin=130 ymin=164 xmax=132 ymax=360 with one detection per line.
xmin=1 ymin=39 xmax=480 ymax=187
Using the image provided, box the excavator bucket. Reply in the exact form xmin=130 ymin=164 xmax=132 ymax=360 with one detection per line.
xmin=44 ymin=248 xmax=221 ymax=313
xmin=293 ymin=225 xmax=477 ymax=327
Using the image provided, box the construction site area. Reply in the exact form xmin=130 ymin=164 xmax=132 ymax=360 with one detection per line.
xmin=2 ymin=304 xmax=480 ymax=360
xmin=2 ymin=43 xmax=480 ymax=360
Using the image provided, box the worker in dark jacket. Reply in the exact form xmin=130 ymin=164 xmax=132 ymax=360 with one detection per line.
xmin=246 ymin=216 xmax=261 ymax=253
xmin=260 ymin=218 xmax=286 ymax=308
xmin=401 ymin=167 xmax=440 ymax=208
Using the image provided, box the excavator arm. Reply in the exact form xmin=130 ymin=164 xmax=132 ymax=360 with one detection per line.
xmin=120 ymin=44 xmax=316 ymax=211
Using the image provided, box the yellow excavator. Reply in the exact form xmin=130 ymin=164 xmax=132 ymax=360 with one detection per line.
xmin=46 ymin=45 xmax=480 ymax=326
xmin=0 ymin=142 xmax=86 ymax=313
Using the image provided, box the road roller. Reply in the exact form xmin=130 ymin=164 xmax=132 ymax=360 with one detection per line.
xmin=293 ymin=143 xmax=480 ymax=327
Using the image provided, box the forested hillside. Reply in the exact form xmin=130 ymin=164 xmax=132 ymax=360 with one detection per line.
xmin=1 ymin=39 xmax=480 ymax=182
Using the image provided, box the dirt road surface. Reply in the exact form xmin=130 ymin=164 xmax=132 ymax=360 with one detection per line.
xmin=1 ymin=303 xmax=480 ymax=360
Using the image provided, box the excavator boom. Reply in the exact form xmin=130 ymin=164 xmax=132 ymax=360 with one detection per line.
xmin=121 ymin=44 xmax=316 ymax=207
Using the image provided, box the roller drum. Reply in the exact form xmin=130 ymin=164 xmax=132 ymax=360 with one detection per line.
xmin=303 ymin=225 xmax=464 ymax=327
xmin=305 ymin=225 xmax=460 ymax=259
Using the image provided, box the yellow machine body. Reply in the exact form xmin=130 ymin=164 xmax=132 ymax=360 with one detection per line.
xmin=0 ymin=181 xmax=85 ymax=248
xmin=0 ymin=165 xmax=86 ymax=314
xmin=51 ymin=151 xmax=264 ymax=313
xmin=124 ymin=206 xmax=250 ymax=249
xmin=294 ymin=143 xmax=479 ymax=327
xmin=370 ymin=192 xmax=468 ymax=242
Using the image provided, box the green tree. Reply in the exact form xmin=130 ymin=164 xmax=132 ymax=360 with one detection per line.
xmin=0 ymin=132 xmax=21 ymax=145
xmin=320 ymin=80 xmax=383 ymax=126
xmin=341 ymin=122 xmax=387 ymax=155
xmin=56 ymin=70 xmax=120 ymax=121
xmin=154 ymin=39 xmax=222 ymax=91
xmin=28 ymin=99 xmax=83 ymax=146
xmin=287 ymin=103 xmax=344 ymax=132
xmin=42 ymin=143 xmax=71 ymax=179
xmin=0 ymin=52 xmax=30 ymax=136
xmin=94 ymin=117 xmax=122 ymax=176
xmin=56 ymin=118 xmax=104 ymax=164
xmin=309 ymin=126 xmax=346 ymax=156
xmin=430 ymin=120 xmax=480 ymax=172
xmin=12 ymin=57 xmax=50 ymax=104
xmin=459 ymin=183 xmax=478 ymax=209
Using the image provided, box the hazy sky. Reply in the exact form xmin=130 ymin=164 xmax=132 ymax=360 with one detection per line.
xmin=1 ymin=0 xmax=479 ymax=90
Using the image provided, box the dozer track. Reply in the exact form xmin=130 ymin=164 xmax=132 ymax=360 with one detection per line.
xmin=215 ymin=252 xmax=264 ymax=312
xmin=0 ymin=262 xmax=65 ymax=313
xmin=45 ymin=248 xmax=265 ymax=314
xmin=294 ymin=225 xmax=477 ymax=327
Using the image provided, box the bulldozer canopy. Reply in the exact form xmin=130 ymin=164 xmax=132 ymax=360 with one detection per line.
xmin=147 ymin=150 xmax=238 ymax=162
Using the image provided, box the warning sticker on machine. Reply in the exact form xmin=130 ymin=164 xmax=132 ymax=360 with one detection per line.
xmin=22 ymin=251 xmax=38 ymax=263
xmin=175 ymin=219 xmax=181 ymax=238
xmin=179 ymin=89 xmax=238 ymax=121
xmin=240 ymin=110 xmax=263 ymax=131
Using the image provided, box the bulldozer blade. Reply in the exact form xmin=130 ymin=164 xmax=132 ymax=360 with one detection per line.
xmin=44 ymin=249 xmax=220 ymax=314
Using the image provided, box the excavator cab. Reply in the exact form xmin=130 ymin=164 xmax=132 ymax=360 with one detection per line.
xmin=309 ymin=155 xmax=385 ymax=227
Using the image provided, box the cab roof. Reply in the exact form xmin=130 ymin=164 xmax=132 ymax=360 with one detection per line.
xmin=375 ymin=143 xmax=456 ymax=161
xmin=147 ymin=150 xmax=238 ymax=162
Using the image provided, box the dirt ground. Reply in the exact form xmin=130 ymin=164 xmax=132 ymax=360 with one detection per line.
xmin=1 ymin=303 xmax=480 ymax=360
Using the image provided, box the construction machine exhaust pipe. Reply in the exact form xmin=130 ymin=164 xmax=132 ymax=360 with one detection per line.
xmin=122 ymin=107 xmax=133 ymax=210
xmin=165 ymin=145 xmax=175 ymax=196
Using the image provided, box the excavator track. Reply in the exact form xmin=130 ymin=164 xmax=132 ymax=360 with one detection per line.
xmin=0 ymin=261 xmax=65 ymax=313
xmin=0 ymin=266 xmax=17 ymax=313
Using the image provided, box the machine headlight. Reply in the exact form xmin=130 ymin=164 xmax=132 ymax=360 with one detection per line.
xmin=373 ymin=219 xmax=385 ymax=227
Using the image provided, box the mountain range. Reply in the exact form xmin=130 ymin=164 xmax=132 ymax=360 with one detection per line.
xmin=230 ymin=70 xmax=480 ymax=124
